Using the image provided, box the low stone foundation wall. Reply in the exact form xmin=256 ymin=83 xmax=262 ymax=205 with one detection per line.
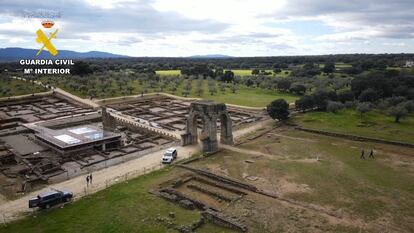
xmin=176 ymin=165 xmax=257 ymax=192
xmin=193 ymin=176 xmax=247 ymax=196
xmin=53 ymin=91 xmax=95 ymax=109
xmin=187 ymin=184 xmax=233 ymax=202
xmin=156 ymin=188 xmax=218 ymax=211
xmin=296 ymin=127 xmax=414 ymax=148
xmin=202 ymin=209 xmax=247 ymax=232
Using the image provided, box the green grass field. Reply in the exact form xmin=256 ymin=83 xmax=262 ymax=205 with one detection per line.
xmin=156 ymin=69 xmax=291 ymax=77
xmin=44 ymin=77 xmax=299 ymax=107
xmin=188 ymin=128 xmax=414 ymax=232
xmin=178 ymin=81 xmax=298 ymax=107
xmin=238 ymin=130 xmax=414 ymax=231
xmin=292 ymin=109 xmax=414 ymax=144
xmin=0 ymin=168 xmax=235 ymax=233
xmin=226 ymin=69 xmax=253 ymax=76
xmin=0 ymin=78 xmax=48 ymax=98
xmin=227 ymin=69 xmax=291 ymax=77
xmin=318 ymin=63 xmax=352 ymax=69
xmin=156 ymin=70 xmax=181 ymax=76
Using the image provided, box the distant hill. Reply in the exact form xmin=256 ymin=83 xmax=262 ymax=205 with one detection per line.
xmin=0 ymin=47 xmax=128 ymax=60
xmin=188 ymin=54 xmax=233 ymax=59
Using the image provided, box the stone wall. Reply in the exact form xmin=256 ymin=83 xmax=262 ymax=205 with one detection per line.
xmin=176 ymin=165 xmax=257 ymax=192
xmin=296 ymin=127 xmax=414 ymax=148
xmin=53 ymin=91 xmax=94 ymax=109
xmin=111 ymin=113 xmax=178 ymax=140
xmin=202 ymin=209 xmax=247 ymax=232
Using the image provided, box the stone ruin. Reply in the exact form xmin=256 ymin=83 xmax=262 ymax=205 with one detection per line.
xmin=181 ymin=100 xmax=233 ymax=153
xmin=102 ymin=107 xmax=117 ymax=132
xmin=150 ymin=165 xmax=250 ymax=232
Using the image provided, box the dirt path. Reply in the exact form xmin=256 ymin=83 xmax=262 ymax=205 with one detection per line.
xmin=220 ymin=144 xmax=278 ymax=157
xmin=54 ymin=88 xmax=99 ymax=109
xmin=267 ymin=132 xmax=317 ymax=142
xmin=232 ymin=119 xmax=274 ymax=139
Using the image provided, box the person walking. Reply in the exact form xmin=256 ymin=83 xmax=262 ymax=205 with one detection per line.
xmin=89 ymin=173 xmax=93 ymax=184
xmin=360 ymin=149 xmax=365 ymax=159
xmin=86 ymin=175 xmax=90 ymax=187
xmin=369 ymin=149 xmax=375 ymax=159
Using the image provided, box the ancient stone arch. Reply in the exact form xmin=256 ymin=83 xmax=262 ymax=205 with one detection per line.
xmin=181 ymin=100 xmax=233 ymax=152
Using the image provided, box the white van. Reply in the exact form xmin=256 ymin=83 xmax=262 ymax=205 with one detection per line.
xmin=162 ymin=148 xmax=178 ymax=164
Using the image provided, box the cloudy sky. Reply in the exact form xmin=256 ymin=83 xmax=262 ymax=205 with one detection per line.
xmin=0 ymin=0 xmax=413 ymax=56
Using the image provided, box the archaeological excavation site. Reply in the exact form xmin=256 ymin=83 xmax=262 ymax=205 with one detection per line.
xmin=0 ymin=93 xmax=266 ymax=200
xmin=2 ymin=86 xmax=410 ymax=233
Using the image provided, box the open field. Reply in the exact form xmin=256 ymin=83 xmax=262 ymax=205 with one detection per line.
xmin=0 ymin=168 xmax=235 ymax=233
xmin=227 ymin=69 xmax=257 ymax=76
xmin=156 ymin=70 xmax=181 ymax=76
xmin=185 ymin=83 xmax=298 ymax=107
xmin=318 ymin=63 xmax=352 ymax=69
xmin=43 ymin=78 xmax=299 ymax=107
xmin=227 ymin=69 xmax=291 ymax=77
xmin=386 ymin=67 xmax=414 ymax=72
xmin=3 ymin=126 xmax=412 ymax=232
xmin=0 ymin=78 xmax=47 ymax=98
xmin=190 ymin=128 xmax=414 ymax=232
xmin=156 ymin=69 xmax=291 ymax=77
xmin=292 ymin=109 xmax=414 ymax=144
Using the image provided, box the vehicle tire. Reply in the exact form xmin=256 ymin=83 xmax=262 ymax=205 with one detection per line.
xmin=65 ymin=197 xmax=70 ymax=202
xmin=45 ymin=204 xmax=50 ymax=209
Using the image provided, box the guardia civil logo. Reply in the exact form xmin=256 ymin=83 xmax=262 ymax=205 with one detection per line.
xmin=36 ymin=20 xmax=59 ymax=56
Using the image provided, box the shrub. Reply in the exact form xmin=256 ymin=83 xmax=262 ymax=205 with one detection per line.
xmin=402 ymin=100 xmax=414 ymax=113
xmin=337 ymin=90 xmax=355 ymax=103
xmin=289 ymin=84 xmax=307 ymax=95
xmin=267 ymin=99 xmax=290 ymax=122
xmin=356 ymin=102 xmax=371 ymax=119
xmin=311 ymin=90 xmax=337 ymax=110
xmin=358 ymin=88 xmax=379 ymax=103
xmin=295 ymin=95 xmax=314 ymax=112
xmin=344 ymin=101 xmax=356 ymax=109
xmin=388 ymin=103 xmax=408 ymax=123
xmin=327 ymin=101 xmax=344 ymax=113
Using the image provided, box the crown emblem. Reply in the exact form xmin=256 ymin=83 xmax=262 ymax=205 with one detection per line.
xmin=41 ymin=20 xmax=54 ymax=28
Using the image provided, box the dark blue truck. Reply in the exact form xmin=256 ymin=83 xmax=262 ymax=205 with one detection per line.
xmin=29 ymin=190 xmax=73 ymax=209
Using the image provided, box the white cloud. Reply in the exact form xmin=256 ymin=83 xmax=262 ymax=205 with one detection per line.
xmin=8 ymin=37 xmax=27 ymax=43
xmin=84 ymin=0 xmax=137 ymax=9
xmin=383 ymin=42 xmax=405 ymax=46
xmin=0 ymin=0 xmax=413 ymax=56
xmin=152 ymin=0 xmax=285 ymax=23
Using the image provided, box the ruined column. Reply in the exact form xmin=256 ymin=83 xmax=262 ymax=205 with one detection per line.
xmin=220 ymin=113 xmax=234 ymax=145
xmin=200 ymin=114 xmax=218 ymax=152
xmin=102 ymin=107 xmax=116 ymax=132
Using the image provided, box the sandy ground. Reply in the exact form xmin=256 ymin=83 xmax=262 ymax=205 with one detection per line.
xmin=233 ymin=119 xmax=274 ymax=139
xmin=0 ymin=119 xmax=273 ymax=223
xmin=220 ymin=144 xmax=278 ymax=158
